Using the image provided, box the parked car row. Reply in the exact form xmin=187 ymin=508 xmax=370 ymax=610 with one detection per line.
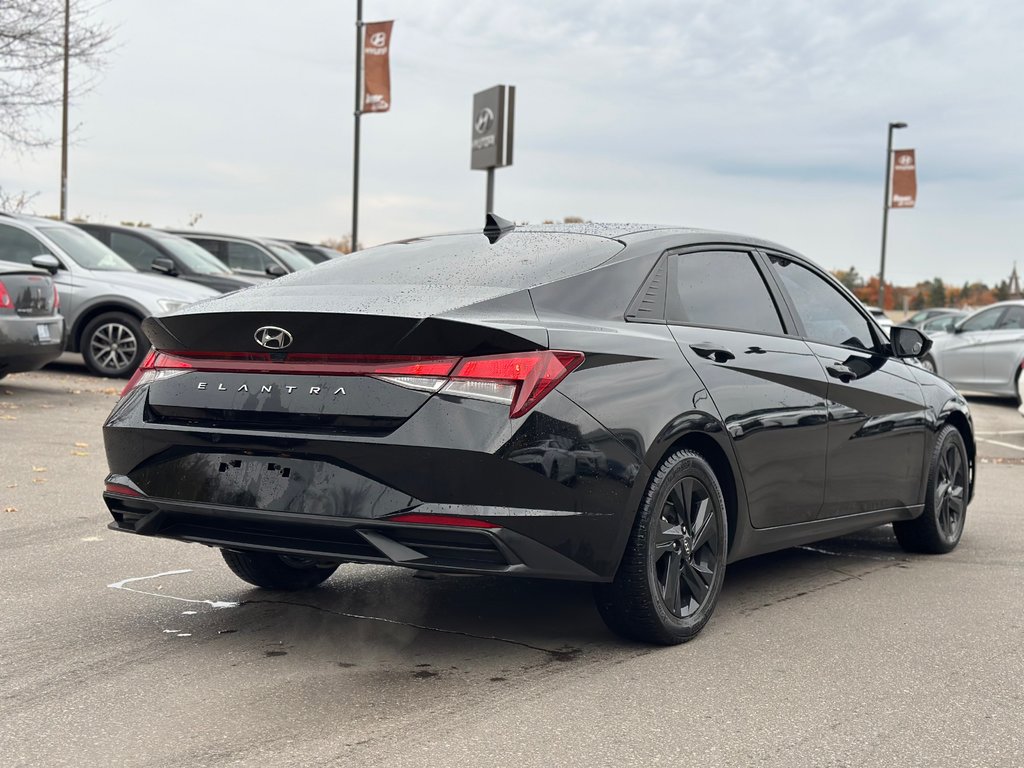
xmin=0 ymin=213 xmax=339 ymax=377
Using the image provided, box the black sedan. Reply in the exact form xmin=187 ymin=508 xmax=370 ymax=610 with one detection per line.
xmin=75 ymin=224 xmax=261 ymax=293
xmin=0 ymin=259 xmax=64 ymax=378
xmin=101 ymin=220 xmax=975 ymax=644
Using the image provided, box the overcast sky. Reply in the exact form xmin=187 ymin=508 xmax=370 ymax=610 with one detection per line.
xmin=3 ymin=0 xmax=1023 ymax=285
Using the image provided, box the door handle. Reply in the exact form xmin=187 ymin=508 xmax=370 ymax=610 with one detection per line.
xmin=689 ymin=343 xmax=735 ymax=363
xmin=826 ymin=363 xmax=856 ymax=382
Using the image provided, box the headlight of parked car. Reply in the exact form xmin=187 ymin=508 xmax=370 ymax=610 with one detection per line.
xmin=157 ymin=299 xmax=190 ymax=314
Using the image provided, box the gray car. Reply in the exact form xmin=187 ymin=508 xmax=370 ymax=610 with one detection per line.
xmin=0 ymin=214 xmax=218 ymax=377
xmin=165 ymin=230 xmax=315 ymax=279
xmin=0 ymin=259 xmax=64 ymax=378
xmin=920 ymin=300 xmax=1024 ymax=406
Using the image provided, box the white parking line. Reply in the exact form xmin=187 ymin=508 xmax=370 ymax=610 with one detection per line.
xmin=976 ymin=430 xmax=1024 ymax=436
xmin=977 ymin=437 xmax=1024 ymax=452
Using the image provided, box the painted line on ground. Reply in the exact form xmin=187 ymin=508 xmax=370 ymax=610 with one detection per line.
xmin=977 ymin=437 xmax=1024 ymax=452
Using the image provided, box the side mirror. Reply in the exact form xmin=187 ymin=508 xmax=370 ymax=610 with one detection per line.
xmin=31 ymin=254 xmax=60 ymax=274
xmin=151 ymin=257 xmax=177 ymax=276
xmin=265 ymin=264 xmax=287 ymax=278
xmin=890 ymin=326 xmax=932 ymax=359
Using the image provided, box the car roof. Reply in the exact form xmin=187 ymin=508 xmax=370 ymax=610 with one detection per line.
xmin=165 ymin=230 xmax=282 ymax=248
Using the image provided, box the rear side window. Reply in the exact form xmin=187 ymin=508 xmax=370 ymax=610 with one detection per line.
xmin=998 ymin=307 xmax=1024 ymax=329
xmin=667 ymin=251 xmax=783 ymax=334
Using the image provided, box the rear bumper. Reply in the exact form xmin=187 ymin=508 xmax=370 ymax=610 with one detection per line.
xmin=104 ymin=483 xmax=605 ymax=581
xmin=0 ymin=315 xmax=64 ymax=374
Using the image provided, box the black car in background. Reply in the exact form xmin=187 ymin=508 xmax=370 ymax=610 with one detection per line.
xmin=102 ymin=221 xmax=975 ymax=645
xmin=272 ymin=239 xmax=344 ymax=264
xmin=75 ymin=224 xmax=260 ymax=294
xmin=166 ymin=231 xmax=315 ymax=279
xmin=0 ymin=259 xmax=64 ymax=378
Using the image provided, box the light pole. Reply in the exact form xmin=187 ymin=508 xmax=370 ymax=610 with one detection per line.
xmin=351 ymin=0 xmax=363 ymax=252
xmin=878 ymin=120 xmax=907 ymax=310
xmin=59 ymin=0 xmax=70 ymax=221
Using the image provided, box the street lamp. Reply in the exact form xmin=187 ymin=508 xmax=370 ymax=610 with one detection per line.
xmin=878 ymin=121 xmax=908 ymax=310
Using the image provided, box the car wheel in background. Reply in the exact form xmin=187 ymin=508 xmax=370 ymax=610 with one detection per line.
xmin=594 ymin=449 xmax=728 ymax=645
xmin=1016 ymin=365 xmax=1023 ymax=410
xmin=893 ymin=425 xmax=968 ymax=554
xmin=918 ymin=354 xmax=936 ymax=374
xmin=221 ymin=550 xmax=339 ymax=590
xmin=80 ymin=312 xmax=146 ymax=378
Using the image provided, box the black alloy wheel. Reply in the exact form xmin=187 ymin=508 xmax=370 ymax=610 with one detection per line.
xmin=918 ymin=355 xmax=936 ymax=374
xmin=894 ymin=425 xmax=968 ymax=554
xmin=80 ymin=311 xmax=146 ymax=378
xmin=221 ymin=549 xmax=339 ymax=590
xmin=595 ymin=449 xmax=728 ymax=645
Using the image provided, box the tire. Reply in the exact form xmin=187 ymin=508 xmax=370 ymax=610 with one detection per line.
xmin=1015 ymin=366 xmax=1023 ymax=411
xmin=221 ymin=549 xmax=339 ymax=590
xmin=80 ymin=311 xmax=146 ymax=378
xmin=893 ymin=425 xmax=968 ymax=554
xmin=594 ymin=449 xmax=728 ymax=645
xmin=919 ymin=354 xmax=936 ymax=374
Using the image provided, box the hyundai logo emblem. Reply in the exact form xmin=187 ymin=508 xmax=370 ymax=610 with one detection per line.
xmin=254 ymin=326 xmax=293 ymax=350
xmin=474 ymin=107 xmax=494 ymax=135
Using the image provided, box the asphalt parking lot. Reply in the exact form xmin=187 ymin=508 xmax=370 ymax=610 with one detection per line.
xmin=2 ymin=357 xmax=1022 ymax=767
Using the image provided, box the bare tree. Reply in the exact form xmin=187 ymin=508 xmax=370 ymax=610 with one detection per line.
xmin=0 ymin=0 xmax=112 ymax=151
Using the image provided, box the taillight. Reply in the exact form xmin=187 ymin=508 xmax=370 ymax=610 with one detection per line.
xmin=120 ymin=349 xmax=584 ymax=418
xmin=446 ymin=351 xmax=585 ymax=418
xmin=0 ymin=280 xmax=12 ymax=313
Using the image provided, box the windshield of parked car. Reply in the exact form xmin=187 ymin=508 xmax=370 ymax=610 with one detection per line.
xmin=149 ymin=232 xmax=233 ymax=275
xmin=267 ymin=243 xmax=315 ymax=271
xmin=40 ymin=226 xmax=135 ymax=271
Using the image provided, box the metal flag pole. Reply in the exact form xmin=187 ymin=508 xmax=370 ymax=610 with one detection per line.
xmin=351 ymin=0 xmax=363 ymax=251
xmin=878 ymin=120 xmax=907 ymax=310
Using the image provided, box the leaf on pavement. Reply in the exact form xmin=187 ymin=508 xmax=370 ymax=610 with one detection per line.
xmin=71 ymin=450 xmax=89 ymax=457
xmin=0 ymin=415 xmax=15 ymax=421
xmin=32 ymin=466 xmax=47 ymax=472
xmin=74 ymin=442 xmax=89 ymax=448
xmin=3 ymin=506 xmax=17 ymax=514
xmin=32 ymin=477 xmax=46 ymax=484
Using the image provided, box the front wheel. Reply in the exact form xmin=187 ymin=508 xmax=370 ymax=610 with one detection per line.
xmin=221 ymin=550 xmax=339 ymax=590
xmin=80 ymin=311 xmax=146 ymax=378
xmin=594 ymin=449 xmax=728 ymax=645
xmin=893 ymin=425 xmax=968 ymax=554
xmin=918 ymin=354 xmax=936 ymax=374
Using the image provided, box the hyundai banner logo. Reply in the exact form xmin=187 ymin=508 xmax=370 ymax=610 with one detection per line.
xmin=474 ymin=107 xmax=495 ymax=135
xmin=254 ymin=326 xmax=293 ymax=350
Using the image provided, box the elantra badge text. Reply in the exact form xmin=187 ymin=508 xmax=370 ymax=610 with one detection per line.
xmin=197 ymin=382 xmax=347 ymax=396
xmin=254 ymin=326 xmax=293 ymax=350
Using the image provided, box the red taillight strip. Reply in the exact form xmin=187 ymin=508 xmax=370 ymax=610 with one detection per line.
xmin=104 ymin=482 xmax=144 ymax=498
xmin=120 ymin=349 xmax=585 ymax=419
xmin=387 ymin=512 xmax=501 ymax=529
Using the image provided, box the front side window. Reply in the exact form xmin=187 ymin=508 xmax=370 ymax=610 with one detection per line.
xmin=960 ymin=308 xmax=1004 ymax=333
xmin=0 ymin=224 xmax=52 ymax=265
xmin=768 ymin=255 xmax=876 ymax=350
xmin=225 ymin=242 xmax=269 ymax=272
xmin=109 ymin=232 xmax=164 ymax=271
xmin=667 ymin=251 xmax=783 ymax=334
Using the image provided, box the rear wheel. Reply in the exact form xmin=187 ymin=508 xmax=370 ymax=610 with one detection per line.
xmin=893 ymin=425 xmax=968 ymax=554
xmin=1015 ymin=365 xmax=1023 ymax=411
xmin=594 ymin=449 xmax=728 ymax=645
xmin=221 ymin=550 xmax=339 ymax=590
xmin=80 ymin=311 xmax=145 ymax=378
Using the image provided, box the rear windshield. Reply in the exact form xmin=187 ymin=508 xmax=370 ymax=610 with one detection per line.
xmin=320 ymin=232 xmax=624 ymax=288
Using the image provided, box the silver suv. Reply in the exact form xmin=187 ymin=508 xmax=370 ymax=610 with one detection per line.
xmin=0 ymin=214 xmax=219 ymax=377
